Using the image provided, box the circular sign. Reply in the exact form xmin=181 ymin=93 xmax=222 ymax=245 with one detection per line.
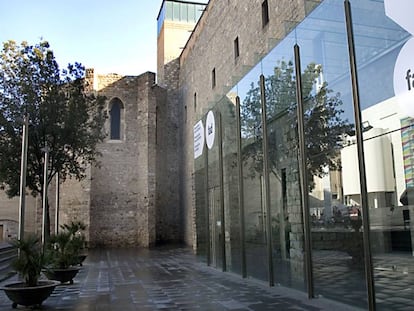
xmin=205 ymin=111 xmax=215 ymax=150
xmin=394 ymin=37 xmax=414 ymax=117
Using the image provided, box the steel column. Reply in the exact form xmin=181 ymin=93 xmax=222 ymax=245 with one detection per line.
xmin=217 ymin=112 xmax=226 ymax=271
xmin=344 ymin=1 xmax=376 ymax=310
xmin=236 ymin=96 xmax=247 ymax=278
xmin=294 ymin=43 xmax=314 ymax=299
xmin=259 ymin=74 xmax=274 ymax=287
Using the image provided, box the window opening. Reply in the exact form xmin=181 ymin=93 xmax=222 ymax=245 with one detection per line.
xmin=262 ymin=0 xmax=269 ymax=27
xmin=234 ymin=37 xmax=240 ymax=59
xmin=110 ymin=98 xmax=122 ymax=140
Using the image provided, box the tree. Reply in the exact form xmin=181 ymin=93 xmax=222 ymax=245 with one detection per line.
xmin=0 ymin=40 xmax=106 ymax=236
xmin=240 ymin=60 xmax=352 ymax=189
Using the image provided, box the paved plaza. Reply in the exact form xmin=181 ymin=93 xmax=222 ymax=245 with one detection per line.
xmin=0 ymin=246 xmax=360 ymax=311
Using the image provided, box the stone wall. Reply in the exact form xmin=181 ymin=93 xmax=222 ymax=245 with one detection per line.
xmin=58 ymin=169 xmax=92 ymax=241
xmin=88 ymin=72 xmax=158 ymax=247
xmin=155 ymin=59 xmax=182 ymax=244
xmin=57 ymin=69 xmax=180 ymax=248
xmin=0 ymin=191 xmax=38 ymax=236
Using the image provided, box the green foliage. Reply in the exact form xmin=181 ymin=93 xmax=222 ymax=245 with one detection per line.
xmin=11 ymin=235 xmax=45 ymax=287
xmin=60 ymin=221 xmax=86 ymax=237
xmin=240 ymin=60 xmax=353 ymax=189
xmin=46 ymin=221 xmax=86 ymax=269
xmin=0 ymin=40 xmax=106 ymax=198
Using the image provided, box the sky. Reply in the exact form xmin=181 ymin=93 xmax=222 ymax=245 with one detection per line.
xmin=0 ymin=0 xmax=162 ymax=76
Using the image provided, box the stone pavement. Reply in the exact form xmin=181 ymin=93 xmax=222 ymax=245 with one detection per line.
xmin=0 ymin=246 xmax=361 ymax=310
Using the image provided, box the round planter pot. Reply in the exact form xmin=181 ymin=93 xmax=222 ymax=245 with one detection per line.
xmin=43 ymin=267 xmax=80 ymax=284
xmin=77 ymin=254 xmax=87 ymax=266
xmin=0 ymin=280 xmax=60 ymax=309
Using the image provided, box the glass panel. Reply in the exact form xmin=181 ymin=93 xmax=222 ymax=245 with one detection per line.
xmin=296 ymin=0 xmax=365 ymax=307
xmin=188 ymin=4 xmax=195 ymax=22
xmin=166 ymin=2 xmax=173 ymax=20
xmin=195 ymin=136 xmax=207 ymax=263
xmin=217 ymin=92 xmax=241 ymax=274
xmin=180 ymin=3 xmax=188 ymax=22
xmin=205 ymin=109 xmax=222 ymax=269
xmin=351 ymin=0 xmax=414 ymax=310
xmin=173 ymin=2 xmax=180 ymax=21
xmin=261 ymin=36 xmax=305 ymax=290
xmin=238 ymin=64 xmax=269 ymax=281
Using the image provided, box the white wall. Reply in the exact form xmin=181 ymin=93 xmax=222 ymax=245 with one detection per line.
xmin=341 ymin=97 xmax=406 ymax=201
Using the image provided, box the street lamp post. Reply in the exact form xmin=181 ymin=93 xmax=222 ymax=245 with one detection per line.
xmin=55 ymin=173 xmax=59 ymax=235
xmin=18 ymin=116 xmax=29 ymax=241
xmin=42 ymin=145 xmax=50 ymax=248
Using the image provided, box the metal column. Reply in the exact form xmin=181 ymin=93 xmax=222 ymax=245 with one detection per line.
xmin=204 ymin=138 xmax=211 ymax=266
xmin=55 ymin=173 xmax=60 ymax=235
xmin=236 ymin=96 xmax=247 ymax=278
xmin=18 ymin=116 xmax=29 ymax=241
xmin=259 ymin=74 xmax=274 ymax=287
xmin=217 ymin=112 xmax=226 ymax=272
xmin=294 ymin=44 xmax=314 ymax=299
xmin=344 ymin=1 xmax=376 ymax=309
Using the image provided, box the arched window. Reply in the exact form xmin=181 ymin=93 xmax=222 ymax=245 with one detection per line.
xmin=109 ymin=98 xmax=123 ymax=140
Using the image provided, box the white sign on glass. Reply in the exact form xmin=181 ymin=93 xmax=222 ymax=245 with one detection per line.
xmin=385 ymin=0 xmax=414 ymax=117
xmin=193 ymin=120 xmax=204 ymax=159
xmin=205 ymin=110 xmax=215 ymax=150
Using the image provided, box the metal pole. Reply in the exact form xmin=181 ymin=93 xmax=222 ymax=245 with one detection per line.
xmin=55 ymin=173 xmax=59 ymax=235
xmin=236 ymin=96 xmax=247 ymax=278
xmin=294 ymin=44 xmax=314 ymax=298
xmin=260 ymin=74 xmax=274 ymax=287
xmin=42 ymin=146 xmax=49 ymax=248
xmin=217 ymin=112 xmax=226 ymax=272
xmin=344 ymin=1 xmax=375 ymax=309
xmin=204 ymin=128 xmax=211 ymax=266
xmin=18 ymin=116 xmax=28 ymax=241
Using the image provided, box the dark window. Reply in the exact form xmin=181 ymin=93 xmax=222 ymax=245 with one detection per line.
xmin=109 ymin=98 xmax=122 ymax=140
xmin=212 ymin=68 xmax=216 ymax=89
xmin=156 ymin=106 xmax=158 ymax=144
xmin=262 ymin=0 xmax=269 ymax=27
xmin=185 ymin=105 xmax=187 ymax=123
xmin=234 ymin=37 xmax=240 ymax=59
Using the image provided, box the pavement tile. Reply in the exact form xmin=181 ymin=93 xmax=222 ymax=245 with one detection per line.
xmin=0 ymin=247 xmax=382 ymax=310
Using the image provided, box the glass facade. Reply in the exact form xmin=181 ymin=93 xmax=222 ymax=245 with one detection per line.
xmin=157 ymin=0 xmax=207 ymax=36
xmin=193 ymin=0 xmax=414 ymax=309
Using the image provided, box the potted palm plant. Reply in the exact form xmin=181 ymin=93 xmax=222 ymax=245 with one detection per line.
xmin=61 ymin=221 xmax=88 ymax=266
xmin=0 ymin=235 xmax=59 ymax=309
xmin=43 ymin=230 xmax=81 ymax=284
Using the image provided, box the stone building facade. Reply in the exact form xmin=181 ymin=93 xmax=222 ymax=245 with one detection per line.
xmin=57 ymin=70 xmax=180 ymax=247
xmin=1 ymin=0 xmax=319 ymax=250
xmin=4 ymin=0 xmax=411 ymax=308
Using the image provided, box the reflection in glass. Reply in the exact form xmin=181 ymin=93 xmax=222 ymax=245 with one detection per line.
xmin=351 ymin=0 xmax=414 ymax=310
xmin=239 ymin=65 xmax=269 ymax=281
xmin=219 ymin=94 xmax=241 ymax=274
xmin=295 ymin=0 xmax=365 ymax=308
xmin=193 ymin=0 xmax=414 ymax=308
xmin=195 ymin=153 xmax=208 ymax=263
